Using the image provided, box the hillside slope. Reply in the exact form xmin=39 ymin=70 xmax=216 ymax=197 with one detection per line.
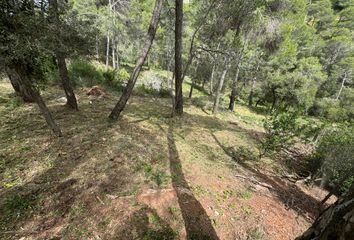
xmin=0 ymin=80 xmax=333 ymax=240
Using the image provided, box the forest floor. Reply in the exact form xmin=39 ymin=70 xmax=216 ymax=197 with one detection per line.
xmin=0 ymin=77 xmax=336 ymax=240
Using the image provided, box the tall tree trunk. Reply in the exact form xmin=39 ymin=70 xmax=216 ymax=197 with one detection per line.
xmin=209 ymin=60 xmax=216 ymax=95
xmin=228 ymin=65 xmax=241 ymax=111
xmin=116 ymin=41 xmax=120 ymax=70
xmin=5 ymin=66 xmax=35 ymax=102
xmin=11 ymin=63 xmax=62 ymax=136
xmin=109 ymin=0 xmax=164 ymax=120
xmin=202 ymin=77 xmax=207 ymax=90
xmin=49 ymin=0 xmax=78 ymax=110
xmin=270 ymin=88 xmax=277 ymax=112
xmin=248 ymin=61 xmax=260 ymax=106
xmin=228 ymin=42 xmax=246 ymax=111
xmin=209 ymin=42 xmax=221 ymax=95
xmin=56 ymin=52 xmax=78 ymax=110
xmin=296 ymin=182 xmax=354 ymax=240
xmin=95 ymin=35 xmax=100 ymax=60
xmin=212 ymin=57 xmax=230 ymax=115
xmin=173 ymin=0 xmax=184 ymax=116
xmin=112 ymin=35 xmax=116 ymax=68
xmin=106 ymin=35 xmax=110 ymax=68
xmin=336 ymin=71 xmax=347 ymax=100
xmin=188 ymin=59 xmax=199 ymax=99
xmin=181 ymin=0 xmax=215 ymax=82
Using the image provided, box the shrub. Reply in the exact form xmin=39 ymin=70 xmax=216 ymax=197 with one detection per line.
xmin=316 ymin=124 xmax=354 ymax=193
xmin=117 ymin=68 xmax=130 ymax=83
xmin=259 ymin=111 xmax=299 ymax=158
xmin=136 ymin=84 xmax=171 ymax=98
xmin=136 ymin=71 xmax=171 ymax=97
xmin=68 ymin=59 xmax=104 ymax=86
xmin=102 ymin=68 xmax=130 ymax=91
xmin=310 ymin=98 xmax=347 ymax=121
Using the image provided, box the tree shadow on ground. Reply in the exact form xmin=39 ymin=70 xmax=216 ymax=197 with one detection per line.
xmin=210 ymin=131 xmax=323 ymax=221
xmin=156 ymin=122 xmax=219 ymax=240
xmin=113 ymin=206 xmax=177 ymax=240
xmin=0 ymin=99 xmax=159 ymax=238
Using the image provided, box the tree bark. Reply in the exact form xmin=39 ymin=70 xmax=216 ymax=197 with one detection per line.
xmin=181 ymin=0 xmax=215 ymax=82
xmin=95 ymin=35 xmax=100 ymax=60
xmin=209 ymin=42 xmax=221 ymax=95
xmin=188 ymin=59 xmax=199 ymax=99
xmin=106 ymin=35 xmax=110 ymax=68
xmin=109 ymin=0 xmax=164 ymax=120
xmin=11 ymin=63 xmax=62 ymax=136
xmin=212 ymin=57 xmax=230 ymax=115
xmin=112 ymin=35 xmax=116 ymax=68
xmin=5 ymin=66 xmax=35 ymax=102
xmin=49 ymin=0 xmax=78 ymax=110
xmin=248 ymin=60 xmax=260 ymax=106
xmin=228 ymin=65 xmax=241 ymax=111
xmin=209 ymin=60 xmax=216 ymax=95
xmin=336 ymin=71 xmax=347 ymax=100
xmin=56 ymin=52 xmax=78 ymax=110
xmin=173 ymin=0 xmax=184 ymax=116
xmin=228 ymin=41 xmax=246 ymax=111
xmin=296 ymin=182 xmax=354 ymax=240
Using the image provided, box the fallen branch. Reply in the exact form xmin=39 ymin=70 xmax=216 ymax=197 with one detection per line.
xmin=235 ymin=174 xmax=273 ymax=190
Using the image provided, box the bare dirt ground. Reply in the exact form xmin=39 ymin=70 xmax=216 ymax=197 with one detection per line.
xmin=0 ymin=81 xmax=335 ymax=239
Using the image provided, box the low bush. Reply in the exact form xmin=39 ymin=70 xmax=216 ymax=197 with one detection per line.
xmin=68 ymin=59 xmax=104 ymax=87
xmin=259 ymin=111 xmax=300 ymax=158
xmin=136 ymin=71 xmax=171 ymax=97
xmin=310 ymin=98 xmax=347 ymax=121
xmin=102 ymin=68 xmax=130 ymax=91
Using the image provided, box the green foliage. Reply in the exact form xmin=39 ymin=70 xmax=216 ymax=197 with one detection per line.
xmin=259 ymin=111 xmax=299 ymax=158
xmin=68 ymin=59 xmax=104 ymax=86
xmin=117 ymin=68 xmax=130 ymax=82
xmin=317 ymin=124 xmax=354 ymax=192
xmin=102 ymin=68 xmax=130 ymax=90
xmin=311 ymin=98 xmax=347 ymax=121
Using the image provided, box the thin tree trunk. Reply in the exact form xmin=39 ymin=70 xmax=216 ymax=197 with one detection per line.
xmin=173 ymin=0 xmax=184 ymax=116
xmin=202 ymin=77 xmax=207 ymax=89
xmin=12 ymin=63 xmax=62 ymax=136
xmin=270 ymin=88 xmax=277 ymax=112
xmin=228 ymin=64 xmax=241 ymax=111
xmin=213 ymin=57 xmax=230 ymax=115
xmin=112 ymin=35 xmax=116 ymax=68
xmin=297 ymin=182 xmax=354 ymax=240
xmin=56 ymin=52 xmax=78 ymax=110
xmin=210 ymin=60 xmax=216 ymax=95
xmin=228 ymin=41 xmax=247 ymax=111
xmin=248 ymin=61 xmax=260 ymax=106
xmin=116 ymin=42 xmax=120 ymax=70
xmin=170 ymin=72 xmax=175 ymax=112
xmin=106 ymin=35 xmax=110 ymax=68
xmin=49 ymin=0 xmax=78 ymax=110
xmin=255 ymin=99 xmax=261 ymax=107
xmin=96 ymin=35 xmax=99 ymax=60
xmin=209 ymin=42 xmax=221 ymax=95
xmin=336 ymin=71 xmax=347 ymax=100
xmin=5 ymin=66 xmax=35 ymax=102
xmin=188 ymin=59 xmax=199 ymax=99
xmin=109 ymin=0 xmax=164 ymax=120
xmin=181 ymin=0 xmax=215 ymax=82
